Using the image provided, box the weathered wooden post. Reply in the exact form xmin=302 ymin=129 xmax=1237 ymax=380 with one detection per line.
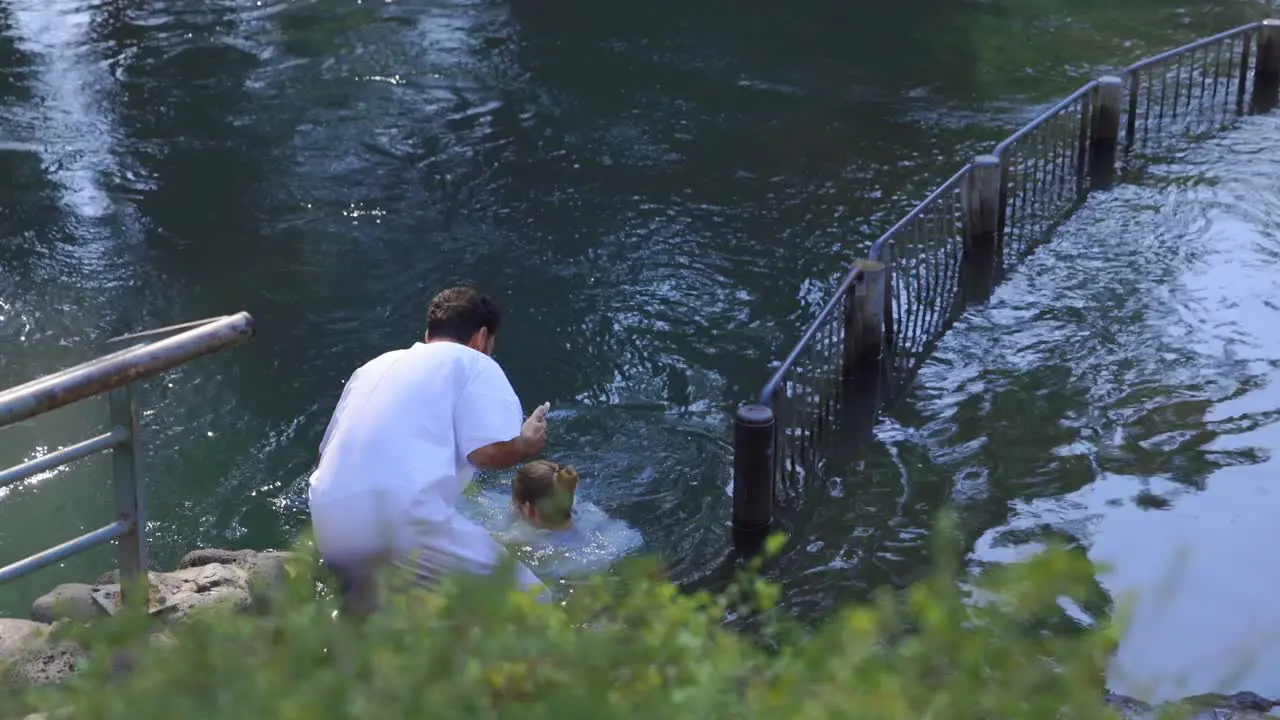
xmin=960 ymin=155 xmax=1001 ymax=305
xmin=731 ymin=403 xmax=774 ymax=559
xmin=1253 ymin=19 xmax=1280 ymax=113
xmin=843 ymin=259 xmax=888 ymax=375
xmin=838 ymin=254 xmax=890 ymax=445
xmin=1088 ymin=76 xmax=1124 ymax=189
xmin=838 ymin=337 xmax=887 ymax=447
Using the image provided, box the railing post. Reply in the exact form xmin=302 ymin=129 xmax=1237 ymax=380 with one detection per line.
xmin=1075 ymin=85 xmax=1091 ymax=201
xmin=843 ymin=259 xmax=888 ymax=375
xmin=1124 ymin=73 xmax=1140 ymax=151
xmin=731 ymin=403 xmax=774 ymax=560
xmin=1088 ymin=76 xmax=1124 ymax=190
xmin=1252 ymin=19 xmax=1280 ymax=113
xmin=960 ymin=155 xmax=1001 ymax=304
xmin=1238 ymin=31 xmax=1254 ymax=113
xmin=878 ymin=240 xmax=895 ymax=355
xmin=108 ymin=384 xmax=149 ymax=611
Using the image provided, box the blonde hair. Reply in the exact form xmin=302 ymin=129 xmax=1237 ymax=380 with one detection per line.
xmin=513 ymin=460 xmax=580 ymax=525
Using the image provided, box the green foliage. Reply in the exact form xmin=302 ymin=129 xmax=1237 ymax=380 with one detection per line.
xmin=5 ymin=514 xmax=1133 ymax=720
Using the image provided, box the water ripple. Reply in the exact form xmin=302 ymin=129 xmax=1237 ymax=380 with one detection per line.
xmin=925 ymin=113 xmax=1280 ymax=702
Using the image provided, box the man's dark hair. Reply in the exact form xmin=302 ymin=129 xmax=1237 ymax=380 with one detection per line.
xmin=426 ymin=287 xmax=502 ymax=342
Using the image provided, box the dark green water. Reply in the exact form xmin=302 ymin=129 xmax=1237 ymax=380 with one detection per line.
xmin=2 ymin=0 xmax=1277 ymax=704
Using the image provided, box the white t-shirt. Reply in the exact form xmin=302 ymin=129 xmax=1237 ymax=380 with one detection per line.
xmin=307 ymin=341 xmax=523 ymax=563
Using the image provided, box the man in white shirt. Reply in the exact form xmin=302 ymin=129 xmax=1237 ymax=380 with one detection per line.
xmin=307 ymin=286 xmax=550 ymax=613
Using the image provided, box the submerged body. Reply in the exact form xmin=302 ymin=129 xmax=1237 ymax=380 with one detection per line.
xmin=466 ymin=487 xmax=645 ymax=581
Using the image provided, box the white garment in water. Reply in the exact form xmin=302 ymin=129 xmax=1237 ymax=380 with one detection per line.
xmin=307 ymin=341 xmax=543 ymax=594
xmin=465 ymin=487 xmax=645 ymax=580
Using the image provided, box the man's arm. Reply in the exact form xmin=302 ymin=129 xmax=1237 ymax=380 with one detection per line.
xmin=455 ymin=360 xmax=548 ymax=471
xmin=467 ymin=435 xmax=537 ymax=471
xmin=467 ymin=401 xmax=548 ymax=469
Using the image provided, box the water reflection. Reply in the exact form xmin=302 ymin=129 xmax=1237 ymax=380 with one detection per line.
xmin=935 ymin=114 xmax=1280 ymax=702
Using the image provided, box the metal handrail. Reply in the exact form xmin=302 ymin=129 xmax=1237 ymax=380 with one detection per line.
xmin=759 ymin=266 xmax=865 ymax=406
xmin=760 ymin=19 xmax=1273 ymax=416
xmin=760 ymin=163 xmax=972 ymax=407
xmin=0 ymin=312 xmax=256 ymax=608
xmin=731 ymin=18 xmax=1280 ymax=558
xmin=993 ymin=81 xmax=1100 ymax=158
xmin=866 ymin=162 xmax=973 ymax=259
xmin=1124 ymin=22 xmax=1261 ymax=74
xmin=0 ymin=312 xmax=255 ymax=428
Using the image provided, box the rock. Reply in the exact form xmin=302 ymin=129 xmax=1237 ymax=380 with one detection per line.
xmin=245 ymin=551 xmax=306 ymax=612
xmin=149 ymin=563 xmax=252 ymax=622
xmin=0 ymin=619 xmax=49 ymax=663
xmin=7 ymin=643 xmax=85 ymax=686
xmin=1106 ymin=691 xmax=1279 ymax=719
xmin=1104 ymin=693 xmax=1155 ymax=719
xmin=35 ymin=564 xmax=249 ymax=624
xmin=177 ymin=547 xmax=307 ymax=613
xmin=0 ymin=619 xmax=84 ymax=688
xmin=45 ymin=549 xmax=308 ymax=624
xmin=177 ymin=548 xmax=259 ymax=570
xmin=30 ymin=584 xmax=108 ymax=624
xmin=1187 ymin=691 xmax=1275 ymax=713
xmin=5 ymin=548 xmax=307 ymax=691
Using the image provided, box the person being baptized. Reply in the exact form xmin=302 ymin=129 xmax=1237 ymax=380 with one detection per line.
xmin=490 ymin=460 xmax=643 ymax=581
xmin=511 ymin=460 xmax=580 ymax=530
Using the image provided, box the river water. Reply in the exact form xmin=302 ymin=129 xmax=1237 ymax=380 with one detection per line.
xmin=0 ymin=0 xmax=1276 ymax=704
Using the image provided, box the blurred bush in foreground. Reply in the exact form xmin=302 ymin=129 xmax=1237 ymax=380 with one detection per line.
xmin=5 ymin=515 xmax=1140 ymax=720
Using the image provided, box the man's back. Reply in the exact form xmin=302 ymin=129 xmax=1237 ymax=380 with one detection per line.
xmin=307 ymin=286 xmax=550 ymax=611
xmin=308 ymin=341 xmax=518 ymax=527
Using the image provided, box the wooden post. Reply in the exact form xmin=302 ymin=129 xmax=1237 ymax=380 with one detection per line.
xmin=1088 ymin=76 xmax=1123 ymax=189
xmin=1253 ymin=19 xmax=1280 ymax=113
xmin=838 ymin=333 xmax=887 ymax=447
xmin=963 ymin=155 xmax=1000 ymax=260
xmin=961 ymin=155 xmax=1001 ymax=304
xmin=843 ymin=259 xmax=887 ymax=374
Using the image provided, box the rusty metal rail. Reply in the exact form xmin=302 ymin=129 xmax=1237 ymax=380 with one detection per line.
xmin=0 ymin=312 xmax=256 ymax=607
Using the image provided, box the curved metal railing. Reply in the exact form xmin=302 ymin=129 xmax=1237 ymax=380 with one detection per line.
xmin=730 ymin=19 xmax=1280 ymax=556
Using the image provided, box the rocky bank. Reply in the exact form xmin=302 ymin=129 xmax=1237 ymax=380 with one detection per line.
xmin=0 ymin=549 xmax=1276 ymax=718
xmin=0 ymin=548 xmax=301 ymax=687
xmin=1106 ymin=691 xmax=1279 ymax=719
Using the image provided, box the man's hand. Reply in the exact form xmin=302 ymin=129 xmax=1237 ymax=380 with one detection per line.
xmin=519 ymin=402 xmax=551 ymax=457
xmin=468 ymin=402 xmax=551 ymax=470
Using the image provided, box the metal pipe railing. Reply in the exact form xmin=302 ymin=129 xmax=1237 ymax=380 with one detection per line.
xmin=0 ymin=429 xmax=129 ymax=490
xmin=0 ymin=312 xmax=255 ymax=429
xmin=0 ymin=311 xmax=256 ymax=610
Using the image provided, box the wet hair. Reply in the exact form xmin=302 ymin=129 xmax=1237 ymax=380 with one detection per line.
xmin=513 ymin=460 xmax=580 ymax=526
xmin=426 ymin=287 xmax=501 ymax=343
